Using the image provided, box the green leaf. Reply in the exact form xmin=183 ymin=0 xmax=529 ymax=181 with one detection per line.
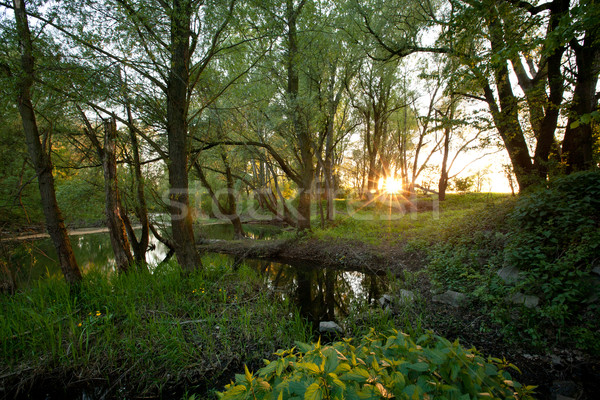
xmin=299 ymin=362 xmax=321 ymax=375
xmin=343 ymin=367 xmax=370 ymax=382
xmin=407 ymin=362 xmax=429 ymax=372
xmin=295 ymin=341 xmax=313 ymax=353
xmin=304 ymin=382 xmax=323 ymax=400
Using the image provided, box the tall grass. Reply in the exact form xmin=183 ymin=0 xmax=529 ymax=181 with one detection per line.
xmin=0 ymin=258 xmax=311 ymax=398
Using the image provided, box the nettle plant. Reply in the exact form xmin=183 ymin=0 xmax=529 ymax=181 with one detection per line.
xmin=218 ymin=329 xmax=535 ymax=400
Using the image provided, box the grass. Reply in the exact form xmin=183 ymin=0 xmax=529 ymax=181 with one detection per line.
xmin=312 ymin=193 xmax=513 ymax=245
xmin=0 ymin=255 xmax=313 ymax=398
xmin=0 ymin=256 xmax=435 ymax=399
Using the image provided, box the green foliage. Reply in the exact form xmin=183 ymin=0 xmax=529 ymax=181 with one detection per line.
xmin=0 ymin=260 xmax=311 ymax=397
xmin=451 ymin=176 xmax=474 ymax=193
xmin=218 ymin=329 xmax=535 ymax=400
xmin=502 ymin=171 xmax=600 ymax=349
xmin=427 ymin=172 xmax=600 ymax=352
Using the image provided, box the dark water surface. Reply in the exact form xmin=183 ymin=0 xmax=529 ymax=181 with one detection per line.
xmin=5 ymin=223 xmax=388 ymax=324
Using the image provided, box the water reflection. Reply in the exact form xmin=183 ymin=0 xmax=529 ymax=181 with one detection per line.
xmin=4 ymin=224 xmax=387 ymax=326
xmin=242 ymin=258 xmax=389 ymax=326
xmin=196 ymin=223 xmax=283 ymax=240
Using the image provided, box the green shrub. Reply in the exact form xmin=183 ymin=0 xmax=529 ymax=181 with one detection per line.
xmin=218 ymin=329 xmax=535 ymax=400
xmin=503 ymin=171 xmax=600 ymax=349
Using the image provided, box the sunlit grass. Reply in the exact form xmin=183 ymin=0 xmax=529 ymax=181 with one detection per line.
xmin=313 ymin=193 xmax=513 ymax=245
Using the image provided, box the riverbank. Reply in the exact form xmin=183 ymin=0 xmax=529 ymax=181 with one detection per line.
xmin=2 ymin=183 xmax=599 ymax=399
xmin=198 ymin=188 xmax=600 ymax=399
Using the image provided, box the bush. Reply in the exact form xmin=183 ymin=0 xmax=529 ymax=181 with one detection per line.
xmin=427 ymin=171 xmax=600 ymax=352
xmin=218 ymin=329 xmax=535 ymax=400
xmin=502 ymin=171 xmax=600 ymax=350
xmin=452 ymin=176 xmax=474 ymax=193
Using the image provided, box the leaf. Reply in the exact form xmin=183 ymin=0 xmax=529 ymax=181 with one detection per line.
xmin=295 ymin=341 xmax=313 ymax=353
xmin=225 ymin=385 xmax=247 ymax=397
xmin=324 ymin=348 xmax=340 ymax=373
xmin=407 ymin=362 xmax=429 ymax=372
xmin=244 ymin=364 xmax=253 ymax=383
xmin=328 ymin=373 xmax=346 ymax=390
xmin=304 ymin=382 xmax=323 ymax=400
xmin=299 ymin=362 xmax=321 ymax=375
xmin=343 ymin=367 xmax=370 ymax=382
xmin=259 ymin=360 xmax=278 ymax=378
xmin=334 ymin=362 xmax=352 ymax=374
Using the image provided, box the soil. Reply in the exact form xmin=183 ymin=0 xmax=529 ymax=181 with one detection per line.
xmin=198 ymin=236 xmax=600 ymax=400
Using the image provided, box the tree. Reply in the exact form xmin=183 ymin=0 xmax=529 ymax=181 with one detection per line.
xmin=356 ymin=0 xmax=600 ymax=190
xmin=8 ymin=0 xmax=82 ymax=284
xmin=79 ymin=112 xmax=134 ymax=272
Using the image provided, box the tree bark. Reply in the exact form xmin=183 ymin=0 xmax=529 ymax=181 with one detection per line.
xmin=122 ymin=74 xmax=149 ymax=265
xmin=167 ymin=0 xmax=201 ymax=270
xmin=485 ymin=10 xmax=535 ymax=189
xmin=12 ymin=0 xmax=82 ymax=285
xmin=562 ymin=32 xmax=600 ymax=172
xmin=102 ymin=118 xmax=134 ymax=272
xmin=287 ymin=0 xmax=313 ymax=231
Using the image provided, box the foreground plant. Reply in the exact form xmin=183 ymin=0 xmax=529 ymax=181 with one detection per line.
xmin=219 ymin=329 xmax=535 ymax=400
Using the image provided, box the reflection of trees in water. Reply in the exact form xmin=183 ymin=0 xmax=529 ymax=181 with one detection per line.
xmin=10 ymin=233 xmax=117 ymax=283
xmin=252 ymin=262 xmax=388 ymax=326
xmin=195 ymin=224 xmax=282 ymax=241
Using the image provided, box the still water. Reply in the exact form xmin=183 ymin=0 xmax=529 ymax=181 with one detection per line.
xmin=4 ymin=223 xmax=389 ymax=324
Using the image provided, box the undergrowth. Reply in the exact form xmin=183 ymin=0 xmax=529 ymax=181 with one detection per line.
xmin=218 ymin=329 xmax=535 ymax=400
xmin=0 ymin=259 xmax=312 ymax=398
xmin=428 ymin=171 xmax=600 ymax=353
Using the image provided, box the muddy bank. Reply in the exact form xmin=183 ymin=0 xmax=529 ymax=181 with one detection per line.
xmin=197 ymin=237 xmax=426 ymax=273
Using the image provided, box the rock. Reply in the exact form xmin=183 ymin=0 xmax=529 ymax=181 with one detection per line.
xmin=497 ymin=265 xmax=521 ymax=284
xmin=592 ymin=266 xmax=600 ymax=277
xmin=378 ymin=294 xmax=393 ymax=308
xmin=319 ymin=321 xmax=343 ymax=334
xmin=398 ymin=289 xmax=415 ymax=303
xmin=508 ymin=292 xmax=539 ymax=308
xmin=550 ymin=380 xmax=580 ymax=400
xmin=555 ymin=396 xmax=575 ymax=400
xmin=551 ymin=354 xmax=562 ymax=366
xmin=432 ymin=290 xmax=466 ymax=307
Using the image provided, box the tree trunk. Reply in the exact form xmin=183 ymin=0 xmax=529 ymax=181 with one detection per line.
xmin=486 ymin=10 xmax=535 ymax=190
xmin=167 ymin=0 xmax=200 ymax=270
xmin=12 ymin=0 xmax=82 ymax=285
xmin=562 ymin=34 xmax=600 ymax=172
xmin=123 ymin=77 xmax=149 ymax=265
xmin=438 ymin=101 xmax=454 ymax=201
xmin=102 ymin=118 xmax=134 ymax=272
xmin=287 ymin=0 xmax=313 ymax=231
xmin=222 ymin=153 xmax=245 ymax=239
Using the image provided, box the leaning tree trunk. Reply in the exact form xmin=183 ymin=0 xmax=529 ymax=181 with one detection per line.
xmin=486 ymin=10 xmax=536 ymax=190
xmin=12 ymin=0 xmax=82 ymax=285
xmin=102 ymin=118 xmax=134 ymax=272
xmin=123 ymin=75 xmax=149 ymax=265
xmin=167 ymin=0 xmax=201 ymax=270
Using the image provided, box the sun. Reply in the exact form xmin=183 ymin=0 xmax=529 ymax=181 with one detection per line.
xmin=382 ymin=177 xmax=403 ymax=194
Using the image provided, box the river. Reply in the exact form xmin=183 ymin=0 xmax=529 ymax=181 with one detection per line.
xmin=2 ymin=223 xmax=389 ymax=326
